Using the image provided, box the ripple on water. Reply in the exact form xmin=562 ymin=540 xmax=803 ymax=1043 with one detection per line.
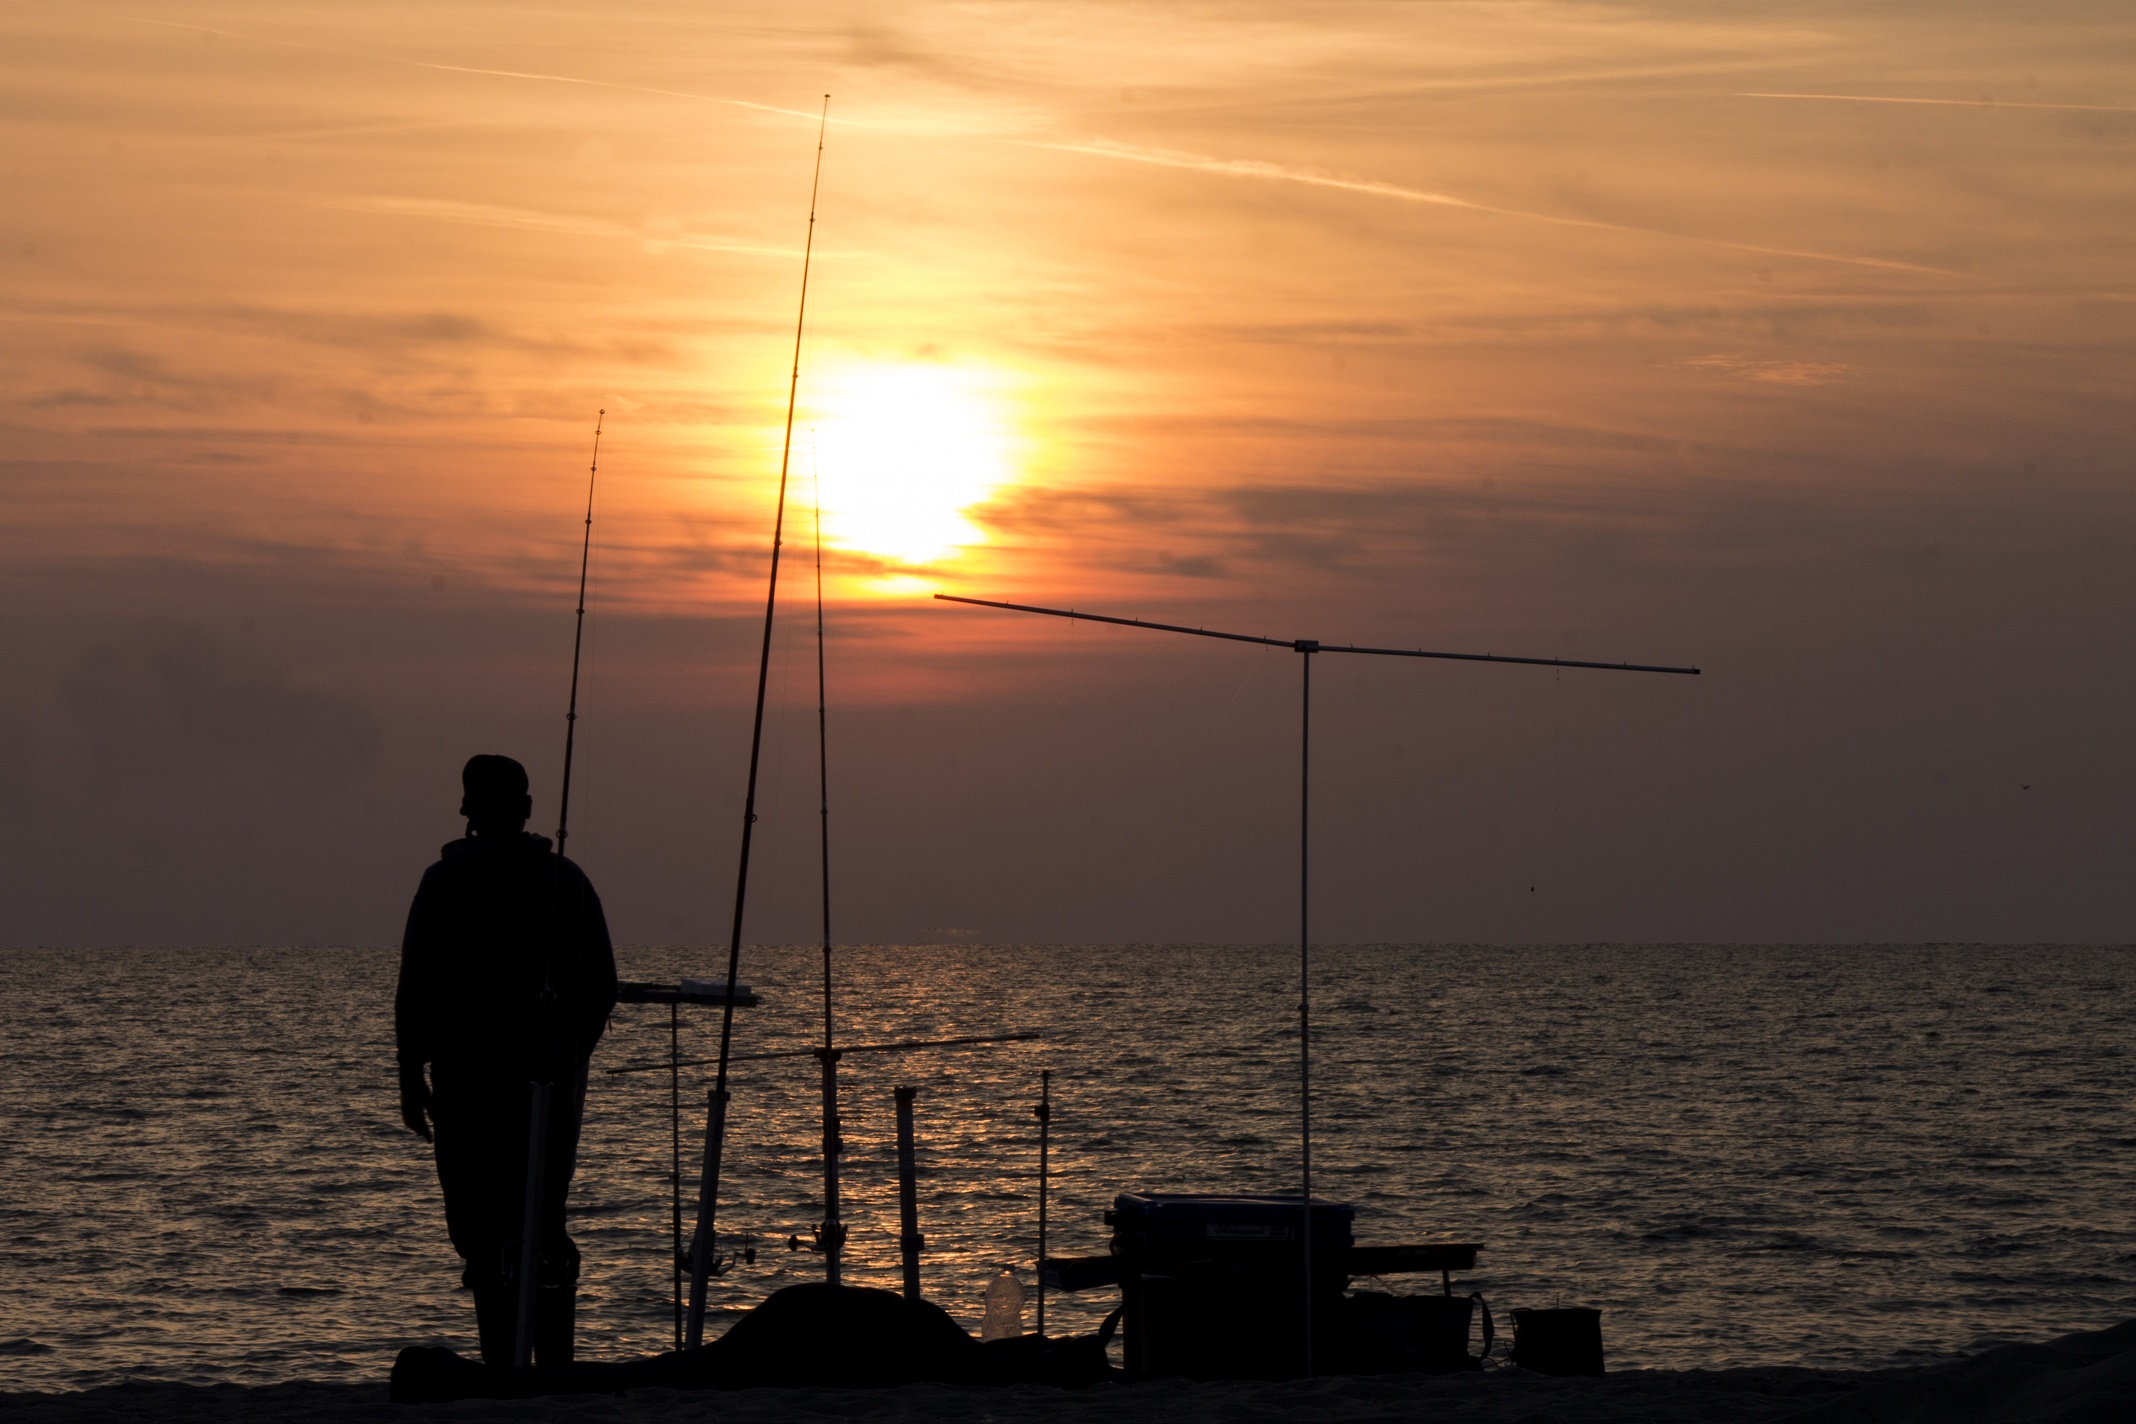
xmin=0 ymin=943 xmax=2129 ymax=1390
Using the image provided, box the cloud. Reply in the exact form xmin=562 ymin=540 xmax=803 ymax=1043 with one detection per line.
xmin=63 ymin=622 xmax=380 ymax=789
xmin=1685 ymin=354 xmax=1853 ymax=385
xmin=1036 ymin=138 xmax=1976 ymax=279
xmin=1741 ymin=92 xmax=2136 ymax=115
xmin=322 ymin=197 xmax=801 ymax=259
xmin=130 ymin=18 xmax=822 ymax=120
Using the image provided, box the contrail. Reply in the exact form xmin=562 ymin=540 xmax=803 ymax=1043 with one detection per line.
xmin=129 ymin=17 xmax=822 ymax=120
xmin=128 ymin=15 xmax=1973 ymax=280
xmin=1039 ymin=138 xmax=1973 ymax=278
xmin=1742 ymin=91 xmax=2136 ymax=114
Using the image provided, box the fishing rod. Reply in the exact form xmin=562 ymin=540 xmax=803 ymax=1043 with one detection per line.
xmin=809 ymin=440 xmax=847 ymax=1284
xmin=935 ymin=592 xmax=1699 ymax=1377
xmin=685 ymin=94 xmax=831 ymax=1350
xmin=512 ymin=410 xmax=606 ymax=1367
xmin=555 ymin=412 xmax=605 ymax=860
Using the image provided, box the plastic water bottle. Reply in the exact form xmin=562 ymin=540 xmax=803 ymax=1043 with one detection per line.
xmin=980 ymin=1267 xmax=1026 ymax=1340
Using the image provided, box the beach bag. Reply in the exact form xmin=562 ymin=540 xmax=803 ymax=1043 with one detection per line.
xmin=1509 ymin=1306 xmax=1603 ymax=1376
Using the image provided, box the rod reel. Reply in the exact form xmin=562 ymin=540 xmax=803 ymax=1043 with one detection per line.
xmin=681 ymin=1230 xmax=759 ymax=1279
xmin=785 ymin=1220 xmax=849 ymax=1255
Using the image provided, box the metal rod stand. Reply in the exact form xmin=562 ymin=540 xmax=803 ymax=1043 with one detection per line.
xmin=1035 ymin=1069 xmax=1051 ymax=1337
xmin=819 ymin=1049 xmax=845 ymax=1285
xmin=895 ymin=1086 xmax=922 ymax=1301
xmin=1298 ymin=645 xmax=1314 ymax=1379
xmin=669 ymin=1001 xmax=683 ymax=1348
xmin=932 ymin=591 xmax=1697 ymax=1381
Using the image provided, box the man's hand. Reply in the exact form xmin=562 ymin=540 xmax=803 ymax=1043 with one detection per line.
xmin=399 ymin=1065 xmax=433 ymax=1143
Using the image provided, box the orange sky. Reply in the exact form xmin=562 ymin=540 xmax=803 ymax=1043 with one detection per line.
xmin=3 ymin=3 xmax=2132 ymax=946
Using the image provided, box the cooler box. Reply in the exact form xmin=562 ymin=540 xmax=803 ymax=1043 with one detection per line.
xmin=1106 ymin=1193 xmax=1353 ymax=1380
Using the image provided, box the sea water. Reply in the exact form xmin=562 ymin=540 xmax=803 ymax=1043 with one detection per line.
xmin=0 ymin=943 xmax=2130 ymax=1390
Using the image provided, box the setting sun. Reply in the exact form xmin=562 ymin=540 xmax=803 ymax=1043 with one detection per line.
xmin=805 ymin=363 xmax=1017 ymax=569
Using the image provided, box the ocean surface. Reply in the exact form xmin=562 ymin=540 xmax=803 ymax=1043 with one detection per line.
xmin=1 ymin=943 xmax=2130 ymax=1391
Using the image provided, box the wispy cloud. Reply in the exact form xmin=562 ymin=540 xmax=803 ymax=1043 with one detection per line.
xmin=129 ymin=17 xmax=822 ymax=120
xmin=1742 ymin=91 xmax=2136 ymax=115
xmin=322 ymin=196 xmax=800 ymax=259
xmin=1685 ymin=354 xmax=1852 ymax=386
xmin=1038 ymin=138 xmax=1975 ymax=279
xmin=125 ymin=14 xmax=1969 ymax=285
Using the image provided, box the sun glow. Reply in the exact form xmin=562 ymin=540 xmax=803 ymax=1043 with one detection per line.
xmin=806 ymin=363 xmax=1017 ymax=570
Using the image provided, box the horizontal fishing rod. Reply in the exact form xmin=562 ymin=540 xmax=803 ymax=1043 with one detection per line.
xmin=606 ymin=1031 xmax=1040 ymax=1077
xmin=935 ymin=589 xmax=1699 ymax=1378
xmin=934 ymin=595 xmax=1701 ymax=675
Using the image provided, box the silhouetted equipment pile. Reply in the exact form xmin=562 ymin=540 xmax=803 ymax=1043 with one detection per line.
xmin=389 ymin=1282 xmax=1119 ymax=1403
xmin=1042 ymin=1192 xmax=1492 ymax=1379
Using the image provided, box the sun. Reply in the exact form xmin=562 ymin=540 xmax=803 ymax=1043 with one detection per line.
xmin=805 ymin=363 xmax=1016 ymax=568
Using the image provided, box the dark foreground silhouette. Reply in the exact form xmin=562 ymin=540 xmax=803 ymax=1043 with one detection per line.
xmin=7 ymin=1316 xmax=2131 ymax=1421
xmin=388 ymin=1284 xmax=1119 ymax=1402
xmin=396 ymin=754 xmax=619 ymax=1366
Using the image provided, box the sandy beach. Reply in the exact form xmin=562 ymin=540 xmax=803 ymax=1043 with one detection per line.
xmin=5 ymin=1318 xmax=2129 ymax=1424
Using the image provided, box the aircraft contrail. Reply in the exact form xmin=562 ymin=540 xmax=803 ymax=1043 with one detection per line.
xmin=129 ymin=16 xmax=1973 ymax=280
xmin=130 ymin=17 xmax=821 ymax=120
xmin=1039 ymin=138 xmax=1973 ymax=279
xmin=1742 ymin=91 xmax=2136 ymax=114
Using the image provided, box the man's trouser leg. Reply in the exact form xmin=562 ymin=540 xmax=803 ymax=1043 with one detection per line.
xmin=529 ymin=1065 xmax=588 ymax=1365
xmin=433 ymin=1063 xmax=587 ymax=1367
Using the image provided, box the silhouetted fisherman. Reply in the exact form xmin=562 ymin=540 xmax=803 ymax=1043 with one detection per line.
xmin=396 ymin=754 xmax=618 ymax=1366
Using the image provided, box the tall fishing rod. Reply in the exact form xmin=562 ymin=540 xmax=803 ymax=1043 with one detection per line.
xmin=685 ymin=94 xmax=831 ymax=1349
xmin=812 ymin=448 xmax=833 ymax=1052
xmin=810 ymin=443 xmax=849 ymax=1284
xmin=935 ymin=592 xmax=1699 ymax=1377
xmin=513 ymin=409 xmax=607 ymax=1367
xmin=556 ymin=410 xmax=605 ymax=858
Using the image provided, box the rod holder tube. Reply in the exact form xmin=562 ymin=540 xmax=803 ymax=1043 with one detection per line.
xmin=1299 ymin=645 xmax=1314 ymax=1379
xmin=669 ymin=1002 xmax=682 ymax=1352
xmin=684 ymin=1086 xmax=730 ymax=1347
xmin=894 ymin=1086 xmax=922 ymax=1301
xmin=1035 ymin=1070 xmax=1051 ymax=1337
xmin=820 ymin=1050 xmax=844 ymax=1286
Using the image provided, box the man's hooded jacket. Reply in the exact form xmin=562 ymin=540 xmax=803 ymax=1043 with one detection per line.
xmin=396 ymin=832 xmax=618 ymax=1078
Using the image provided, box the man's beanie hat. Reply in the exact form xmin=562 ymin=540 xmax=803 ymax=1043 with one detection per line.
xmin=461 ymin=754 xmax=530 ymax=815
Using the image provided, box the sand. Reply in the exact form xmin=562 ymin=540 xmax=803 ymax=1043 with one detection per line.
xmin=4 ymin=1319 xmax=2130 ymax=1424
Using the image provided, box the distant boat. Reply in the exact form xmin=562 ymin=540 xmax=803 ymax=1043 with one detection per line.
xmin=617 ymin=978 xmax=761 ymax=1007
